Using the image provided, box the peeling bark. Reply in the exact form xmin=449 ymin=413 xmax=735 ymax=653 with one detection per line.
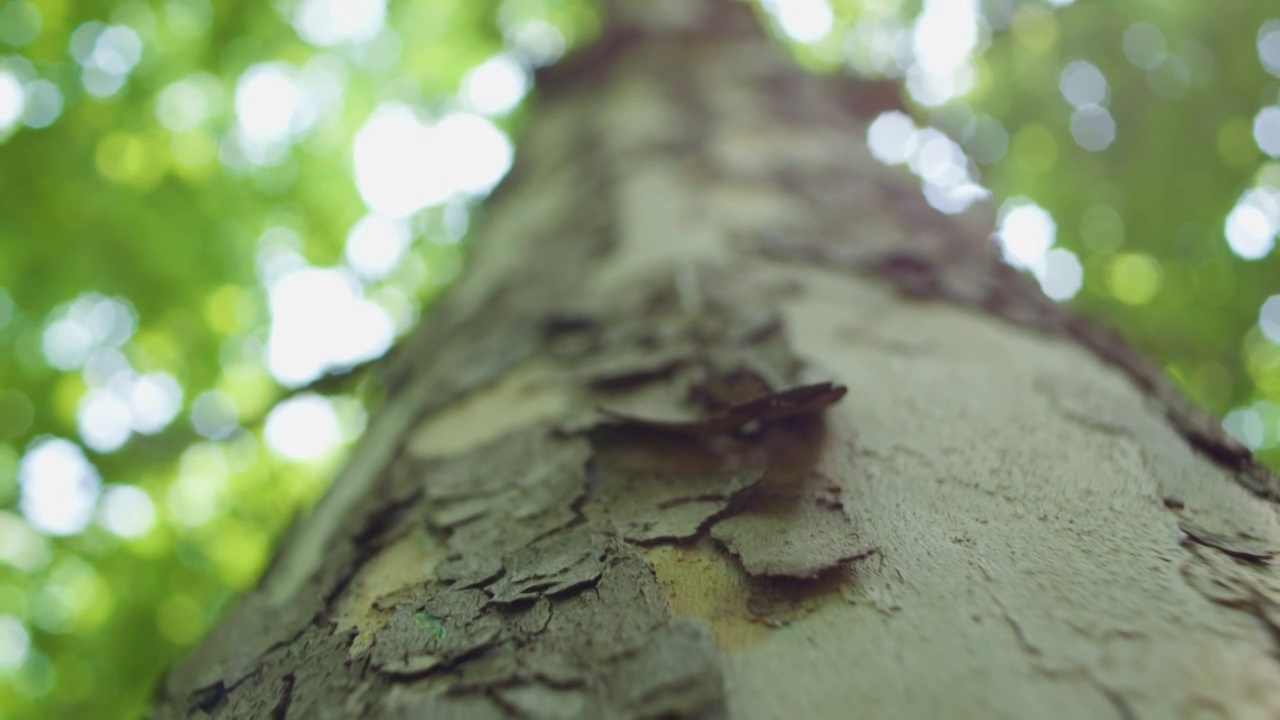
xmin=156 ymin=0 xmax=1280 ymax=717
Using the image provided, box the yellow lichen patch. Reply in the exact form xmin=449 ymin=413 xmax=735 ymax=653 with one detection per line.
xmin=645 ymin=542 xmax=770 ymax=651
xmin=332 ymin=529 xmax=448 ymax=654
xmin=406 ymin=360 xmax=570 ymax=460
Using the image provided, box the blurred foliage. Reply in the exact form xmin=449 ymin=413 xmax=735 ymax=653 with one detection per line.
xmin=0 ymin=0 xmax=1277 ymax=717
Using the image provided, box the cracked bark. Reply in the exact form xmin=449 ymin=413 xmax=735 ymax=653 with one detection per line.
xmin=155 ymin=0 xmax=1280 ymax=717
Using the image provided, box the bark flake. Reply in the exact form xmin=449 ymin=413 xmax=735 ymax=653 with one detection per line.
xmin=709 ymin=472 xmax=873 ymax=580
xmin=1179 ymin=521 xmax=1276 ymax=564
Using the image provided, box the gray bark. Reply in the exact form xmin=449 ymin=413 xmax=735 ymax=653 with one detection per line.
xmin=155 ymin=1 xmax=1280 ymax=717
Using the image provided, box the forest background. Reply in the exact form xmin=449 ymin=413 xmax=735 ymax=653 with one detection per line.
xmin=0 ymin=0 xmax=1279 ymax=717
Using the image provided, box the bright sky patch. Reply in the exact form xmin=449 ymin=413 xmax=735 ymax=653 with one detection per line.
xmin=18 ymin=438 xmax=102 ymax=537
xmin=0 ymin=70 xmax=25 ymax=132
xmin=264 ymin=394 xmax=341 ymax=460
xmin=1225 ymin=187 xmax=1280 ymax=260
xmin=353 ymin=104 xmax=512 ymax=218
xmin=462 ymin=54 xmax=529 ymax=116
xmin=293 ymin=0 xmax=386 ymax=47
xmin=99 ymin=485 xmax=156 ymax=539
xmin=997 ymin=199 xmax=1057 ymax=272
xmin=266 ymin=267 xmax=394 ymax=386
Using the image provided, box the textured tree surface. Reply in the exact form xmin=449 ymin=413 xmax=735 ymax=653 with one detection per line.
xmin=156 ymin=1 xmax=1280 ymax=717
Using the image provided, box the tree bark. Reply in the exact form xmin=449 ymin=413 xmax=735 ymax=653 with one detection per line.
xmin=157 ymin=0 xmax=1280 ymax=717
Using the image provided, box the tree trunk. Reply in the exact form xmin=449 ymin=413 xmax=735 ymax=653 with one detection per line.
xmin=157 ymin=1 xmax=1280 ymax=717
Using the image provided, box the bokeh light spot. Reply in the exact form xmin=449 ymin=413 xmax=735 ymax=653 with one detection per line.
xmin=77 ymin=389 xmax=132 ymax=452
xmin=69 ymin=22 xmax=104 ymax=63
xmin=461 ymin=54 xmax=529 ymax=116
xmin=20 ymin=80 xmax=62 ymax=129
xmin=1108 ymin=253 xmax=1162 ymax=305
xmin=0 ymin=512 xmax=51 ymax=572
xmin=0 ymin=71 xmax=25 ymax=132
xmin=1011 ymin=5 xmax=1058 ymax=56
xmin=98 ymin=485 xmax=155 ymax=538
xmin=904 ymin=0 xmax=978 ymax=105
xmin=218 ymin=364 xmax=275 ymax=423
xmin=1259 ymin=20 xmax=1280 ymax=78
xmin=39 ymin=556 xmax=112 ymax=633
xmin=923 ymin=181 xmax=989 ymax=215
xmin=264 ymin=394 xmax=341 ymax=460
xmin=129 ymin=373 xmax=183 ymax=434
xmin=507 ymin=20 xmax=565 ymax=67
xmin=204 ymin=284 xmax=248 ymax=335
xmin=1037 ymin=248 xmax=1084 ymax=301
xmin=94 ymin=131 xmax=168 ymax=190
xmin=913 ymin=0 xmax=977 ymax=75
xmin=293 ymin=0 xmax=386 ymax=46
xmin=11 ymin=649 xmax=53 ymax=697
xmin=1059 ymin=60 xmax=1108 ymax=107
xmin=909 ymin=128 xmax=968 ymax=187
xmin=164 ymin=0 xmax=214 ymax=38
xmin=1225 ymin=187 xmax=1280 ymax=260
xmin=235 ymin=62 xmax=302 ymax=147
xmin=1260 ymin=295 xmax=1280 ymax=344
xmin=0 ymin=615 xmax=30 ymax=671
xmin=81 ymin=348 xmax=132 ymax=389
xmin=428 ymin=113 xmax=513 ymax=194
xmin=0 ymin=1 xmax=42 ymax=46
xmin=1224 ymin=405 xmax=1267 ymax=450
xmin=190 ymin=391 xmax=239 ymax=440
xmin=227 ymin=57 xmax=339 ymax=167
xmin=997 ymin=199 xmax=1056 ymax=271
xmin=1069 ymin=105 xmax=1116 ymax=151
xmin=76 ymin=24 xmax=143 ymax=98
xmin=345 ymin=215 xmax=409 ymax=280
xmin=266 ymin=267 xmax=393 ymax=386
xmin=761 ymin=0 xmax=834 ymax=44
xmin=1254 ymin=106 xmax=1280 ymax=158
xmin=866 ymin=111 xmax=916 ymax=165
xmin=1122 ymin=22 xmax=1167 ymax=69
xmin=168 ymin=444 xmax=228 ymax=528
xmin=353 ymin=104 xmax=512 ymax=218
xmin=18 ymin=438 xmax=102 ymax=536
xmin=155 ymin=74 xmax=222 ymax=132
xmin=211 ymin=521 xmax=270 ymax=588
xmin=170 ymin=130 xmax=217 ymax=179
xmin=42 ymin=294 xmax=137 ymax=371
xmin=1245 ymin=334 xmax=1280 ymax=398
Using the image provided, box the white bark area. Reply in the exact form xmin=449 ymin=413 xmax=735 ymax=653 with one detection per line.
xmin=719 ymin=263 xmax=1280 ymax=718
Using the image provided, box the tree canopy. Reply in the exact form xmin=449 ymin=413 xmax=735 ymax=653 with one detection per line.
xmin=0 ymin=0 xmax=1277 ymax=717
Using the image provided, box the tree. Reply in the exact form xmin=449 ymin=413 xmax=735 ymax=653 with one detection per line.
xmin=140 ymin=0 xmax=1280 ymax=716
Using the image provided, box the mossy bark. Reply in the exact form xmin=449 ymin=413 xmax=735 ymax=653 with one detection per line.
xmin=156 ymin=1 xmax=1280 ymax=717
